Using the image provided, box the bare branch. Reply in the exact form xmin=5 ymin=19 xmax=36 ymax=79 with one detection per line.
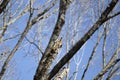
xmin=100 ymin=23 xmax=108 ymax=80
xmin=0 ymin=27 xmax=6 ymax=30
xmin=107 ymin=11 xmax=120 ymax=20
xmin=48 ymin=0 xmax=119 ymax=79
xmin=52 ymin=67 xmax=69 ymax=80
xmin=81 ymin=31 xmax=103 ymax=80
xmin=93 ymin=48 xmax=120 ymax=80
xmin=0 ymin=2 xmax=34 ymax=79
xmin=0 ymin=0 xmax=56 ymax=79
xmin=34 ymin=0 xmax=73 ymax=80
xmin=0 ymin=0 xmax=34 ymax=43
xmin=106 ymin=65 xmax=120 ymax=80
xmin=3 ymin=33 xmax=21 ymax=41
xmin=0 ymin=0 xmax=10 ymax=14
xmin=102 ymin=24 xmax=107 ymax=68
xmin=25 ymin=36 xmax=44 ymax=55
xmin=31 ymin=0 xmax=58 ymax=25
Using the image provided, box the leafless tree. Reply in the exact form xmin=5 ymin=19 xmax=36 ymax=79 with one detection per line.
xmin=0 ymin=0 xmax=120 ymax=80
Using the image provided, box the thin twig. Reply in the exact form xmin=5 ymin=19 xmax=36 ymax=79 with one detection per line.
xmin=25 ymin=36 xmax=44 ymax=55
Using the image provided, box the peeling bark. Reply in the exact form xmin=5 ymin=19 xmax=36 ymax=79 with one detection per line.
xmin=34 ymin=0 xmax=73 ymax=80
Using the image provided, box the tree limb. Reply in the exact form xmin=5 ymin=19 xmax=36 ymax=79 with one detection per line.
xmin=48 ymin=0 xmax=119 ymax=79
xmin=81 ymin=30 xmax=103 ymax=80
xmin=0 ymin=0 xmax=55 ymax=79
xmin=25 ymin=36 xmax=44 ymax=55
xmin=0 ymin=0 xmax=10 ymax=14
xmin=52 ymin=67 xmax=69 ymax=80
xmin=0 ymin=7 xmax=34 ymax=80
xmin=107 ymin=10 xmax=120 ymax=20
xmin=93 ymin=48 xmax=120 ymax=80
xmin=106 ymin=65 xmax=120 ymax=80
xmin=34 ymin=0 xmax=73 ymax=80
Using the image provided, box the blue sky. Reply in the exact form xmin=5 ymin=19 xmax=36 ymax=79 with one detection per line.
xmin=0 ymin=0 xmax=120 ymax=80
